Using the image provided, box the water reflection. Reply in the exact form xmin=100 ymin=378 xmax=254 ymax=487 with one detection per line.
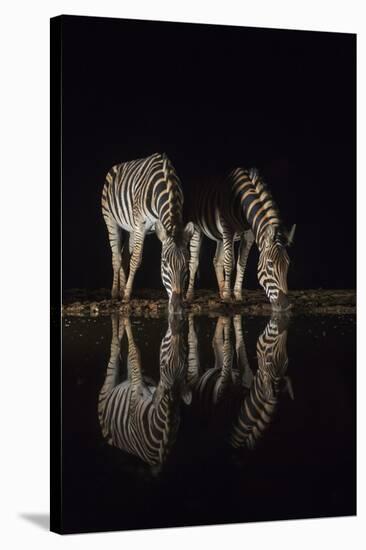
xmin=230 ymin=315 xmax=293 ymax=449
xmin=188 ymin=314 xmax=292 ymax=450
xmin=99 ymin=312 xmax=292 ymax=466
xmin=98 ymin=314 xmax=190 ymax=469
xmin=187 ymin=315 xmax=253 ymax=409
xmin=63 ymin=312 xmax=355 ymax=531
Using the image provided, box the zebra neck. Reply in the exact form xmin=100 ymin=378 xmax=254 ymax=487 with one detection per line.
xmin=154 ymin=180 xmax=184 ymax=237
xmin=230 ymin=168 xmax=282 ymax=250
xmin=152 ymin=388 xmax=178 ymax=454
xmin=146 ymin=153 xmax=183 ymax=236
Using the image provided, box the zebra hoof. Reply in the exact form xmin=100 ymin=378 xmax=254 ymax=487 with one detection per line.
xmin=185 ymin=292 xmax=194 ymax=302
xmin=234 ymin=293 xmax=243 ymax=302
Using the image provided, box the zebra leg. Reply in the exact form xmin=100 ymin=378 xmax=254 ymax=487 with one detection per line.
xmin=119 ymin=232 xmax=131 ymax=295
xmin=186 ymin=227 xmax=202 ymax=301
xmin=221 ymin=316 xmax=234 ymax=378
xmin=98 ymin=313 xmax=123 ymax=422
xmin=233 ymin=314 xmax=253 ymax=388
xmin=234 ymin=230 xmax=255 ymax=301
xmin=215 ymin=316 xmax=234 ymax=403
xmin=222 ymin=225 xmax=235 ymax=301
xmin=213 ymin=240 xmax=225 ymax=299
xmin=123 ymin=228 xmax=146 ymax=302
xmin=212 ymin=316 xmax=225 ymax=369
xmin=123 ymin=317 xmax=143 ymax=411
xmin=103 ymin=215 xmax=125 ymax=299
xmin=187 ymin=314 xmax=201 ymax=386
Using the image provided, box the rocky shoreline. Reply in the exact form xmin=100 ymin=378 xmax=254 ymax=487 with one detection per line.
xmin=61 ymin=289 xmax=356 ymax=317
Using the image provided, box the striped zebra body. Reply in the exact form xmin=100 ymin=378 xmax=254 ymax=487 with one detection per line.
xmin=187 ymin=168 xmax=295 ymax=310
xmin=102 ymin=153 xmax=194 ymax=313
xmin=230 ymin=316 xmax=292 ymax=450
xmin=98 ymin=314 xmax=190 ymax=469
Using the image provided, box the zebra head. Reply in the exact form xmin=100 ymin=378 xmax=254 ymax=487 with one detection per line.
xmin=159 ymin=316 xmax=187 ymax=386
xmin=156 ymin=221 xmax=195 ymax=315
xmin=258 ymin=224 xmax=295 ymax=311
xmin=154 ymin=316 xmax=192 ymax=410
xmin=256 ymin=315 xmax=290 ymax=401
xmin=229 ymin=314 xmax=292 ymax=451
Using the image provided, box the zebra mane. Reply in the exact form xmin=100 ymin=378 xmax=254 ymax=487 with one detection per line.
xmin=249 ymin=168 xmax=282 ymax=224
xmin=233 ymin=167 xmax=286 ymax=247
xmin=160 ymin=153 xmax=184 ymax=240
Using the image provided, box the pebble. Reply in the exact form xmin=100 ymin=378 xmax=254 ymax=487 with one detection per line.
xmin=62 ymin=290 xmax=356 ymax=319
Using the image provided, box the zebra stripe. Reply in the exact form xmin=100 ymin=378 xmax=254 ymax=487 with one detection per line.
xmin=186 ymin=168 xmax=295 ymax=310
xmin=102 ymin=153 xmax=194 ymax=312
xmin=230 ymin=315 xmax=292 ymax=450
xmin=98 ymin=314 xmax=190 ymax=469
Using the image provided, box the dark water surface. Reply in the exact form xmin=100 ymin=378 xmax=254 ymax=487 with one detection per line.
xmin=61 ymin=313 xmax=356 ymax=534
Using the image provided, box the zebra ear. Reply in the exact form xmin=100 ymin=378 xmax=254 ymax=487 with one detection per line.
xmin=155 ymin=220 xmax=167 ymax=243
xmin=284 ymin=376 xmax=294 ymax=400
xmin=249 ymin=167 xmax=259 ymax=183
xmin=181 ymin=386 xmax=192 ymax=405
xmin=183 ymin=222 xmax=195 ymax=243
xmin=286 ymin=224 xmax=296 ymax=246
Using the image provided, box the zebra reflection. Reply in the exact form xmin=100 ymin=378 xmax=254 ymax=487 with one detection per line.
xmin=230 ymin=315 xmax=293 ymax=450
xmin=98 ymin=314 xmax=190 ymax=468
xmin=187 ymin=314 xmax=292 ymax=449
xmin=187 ymin=315 xmax=253 ymax=415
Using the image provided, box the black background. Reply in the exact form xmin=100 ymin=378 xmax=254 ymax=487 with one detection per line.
xmin=61 ymin=15 xmax=356 ymax=292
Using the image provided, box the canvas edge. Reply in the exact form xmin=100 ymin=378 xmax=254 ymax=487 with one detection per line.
xmin=50 ymin=14 xmax=63 ymax=535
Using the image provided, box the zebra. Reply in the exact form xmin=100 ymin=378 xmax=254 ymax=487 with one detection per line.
xmin=186 ymin=168 xmax=296 ymax=311
xmin=187 ymin=314 xmax=292 ymax=450
xmin=230 ymin=315 xmax=293 ymax=450
xmin=98 ymin=314 xmax=191 ymax=469
xmin=102 ymin=153 xmax=194 ymax=314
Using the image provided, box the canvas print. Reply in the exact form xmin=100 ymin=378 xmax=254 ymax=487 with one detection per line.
xmin=51 ymin=15 xmax=356 ymax=534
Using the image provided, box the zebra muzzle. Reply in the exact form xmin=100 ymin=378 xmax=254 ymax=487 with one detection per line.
xmin=169 ymin=292 xmax=184 ymax=315
xmin=272 ymin=290 xmax=291 ymax=311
